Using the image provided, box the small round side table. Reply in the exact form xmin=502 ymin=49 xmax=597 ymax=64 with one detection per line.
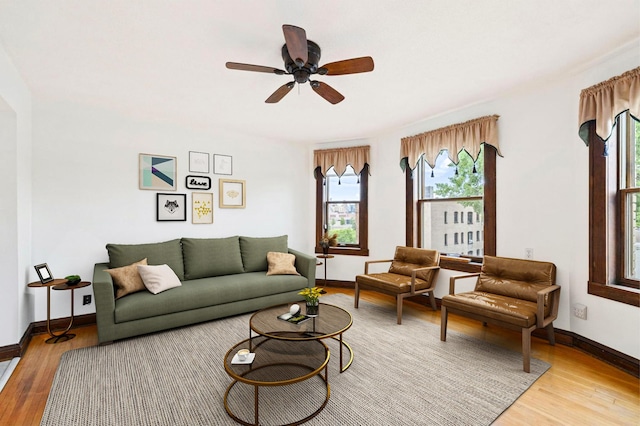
xmin=316 ymin=254 xmax=334 ymax=286
xmin=27 ymin=279 xmax=92 ymax=344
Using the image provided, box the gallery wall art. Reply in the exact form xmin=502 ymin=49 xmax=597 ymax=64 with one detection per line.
xmin=139 ymin=154 xmax=177 ymax=191
xmin=192 ymin=192 xmax=213 ymax=224
xmin=219 ymin=179 xmax=245 ymax=208
xmin=157 ymin=193 xmax=187 ymax=221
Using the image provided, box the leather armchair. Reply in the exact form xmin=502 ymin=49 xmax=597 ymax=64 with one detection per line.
xmin=355 ymin=246 xmax=440 ymax=324
xmin=440 ymin=255 xmax=561 ymax=372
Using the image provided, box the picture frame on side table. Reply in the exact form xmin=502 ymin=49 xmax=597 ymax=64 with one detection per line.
xmin=192 ymin=192 xmax=213 ymax=224
xmin=219 ymin=179 xmax=246 ymax=208
xmin=34 ymin=263 xmax=53 ymax=284
xmin=157 ymin=193 xmax=187 ymax=221
xmin=189 ymin=151 xmax=210 ymax=174
xmin=213 ymin=154 xmax=232 ymax=175
xmin=139 ymin=154 xmax=177 ymax=191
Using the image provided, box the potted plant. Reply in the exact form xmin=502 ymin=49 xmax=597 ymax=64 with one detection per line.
xmin=298 ymin=286 xmax=324 ymax=317
xmin=319 ymin=232 xmax=338 ymax=255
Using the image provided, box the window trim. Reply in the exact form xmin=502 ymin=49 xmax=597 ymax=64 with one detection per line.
xmin=406 ymin=144 xmax=496 ymax=272
xmin=315 ymin=165 xmax=369 ymax=256
xmin=588 ymin=119 xmax=640 ymax=306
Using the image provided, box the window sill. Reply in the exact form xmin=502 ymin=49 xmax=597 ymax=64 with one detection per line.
xmin=440 ymin=256 xmax=481 ymax=273
xmin=589 ymin=281 xmax=640 ymax=307
xmin=315 ymin=246 xmax=369 ymax=257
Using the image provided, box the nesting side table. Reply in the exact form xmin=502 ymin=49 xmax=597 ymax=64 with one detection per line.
xmin=27 ymin=279 xmax=92 ymax=344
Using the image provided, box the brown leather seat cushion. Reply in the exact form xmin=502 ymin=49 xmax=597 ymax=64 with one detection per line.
xmin=356 ymin=272 xmax=430 ymax=294
xmin=442 ymin=291 xmax=537 ymax=328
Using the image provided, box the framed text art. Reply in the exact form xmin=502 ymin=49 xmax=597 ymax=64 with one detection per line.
xmin=157 ymin=193 xmax=187 ymax=221
xmin=219 ymin=179 xmax=246 ymax=208
xmin=185 ymin=175 xmax=211 ymax=190
xmin=34 ymin=263 xmax=53 ymax=284
xmin=139 ymin=154 xmax=177 ymax=191
xmin=192 ymin=192 xmax=213 ymax=224
xmin=189 ymin=151 xmax=210 ymax=173
xmin=213 ymin=154 xmax=232 ymax=175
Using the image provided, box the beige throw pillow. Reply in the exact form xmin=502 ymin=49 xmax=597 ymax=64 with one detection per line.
xmin=106 ymin=258 xmax=148 ymax=299
xmin=266 ymin=252 xmax=300 ymax=276
xmin=137 ymin=264 xmax=182 ymax=294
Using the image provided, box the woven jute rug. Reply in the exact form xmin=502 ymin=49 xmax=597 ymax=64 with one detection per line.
xmin=41 ymin=294 xmax=549 ymax=425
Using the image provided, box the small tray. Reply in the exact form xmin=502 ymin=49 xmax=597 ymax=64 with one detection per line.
xmin=231 ymin=353 xmax=255 ymax=365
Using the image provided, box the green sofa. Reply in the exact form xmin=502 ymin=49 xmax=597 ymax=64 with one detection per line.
xmin=92 ymin=235 xmax=315 ymax=344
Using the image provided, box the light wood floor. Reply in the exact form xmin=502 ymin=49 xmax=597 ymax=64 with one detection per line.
xmin=1 ymin=288 xmax=638 ymax=425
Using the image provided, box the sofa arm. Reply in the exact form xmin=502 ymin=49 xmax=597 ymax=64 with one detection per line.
xmin=449 ymin=272 xmax=480 ymax=295
xmin=289 ymin=248 xmax=316 ymax=288
xmin=93 ymin=263 xmax=117 ymax=343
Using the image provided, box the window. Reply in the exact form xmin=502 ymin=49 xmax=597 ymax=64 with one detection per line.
xmin=414 ymin=145 xmax=496 ymax=261
xmin=444 ymin=234 xmax=448 ymax=246
xmin=588 ymin=112 xmax=640 ymax=306
xmin=444 ymin=212 xmax=448 ymax=224
xmin=315 ymin=164 xmax=369 ymax=256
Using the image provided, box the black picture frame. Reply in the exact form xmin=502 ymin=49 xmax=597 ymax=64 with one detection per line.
xmin=157 ymin=193 xmax=187 ymax=221
xmin=34 ymin=263 xmax=53 ymax=284
xmin=185 ymin=175 xmax=211 ymax=190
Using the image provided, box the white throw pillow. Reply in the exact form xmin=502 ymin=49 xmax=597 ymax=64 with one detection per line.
xmin=137 ymin=264 xmax=182 ymax=294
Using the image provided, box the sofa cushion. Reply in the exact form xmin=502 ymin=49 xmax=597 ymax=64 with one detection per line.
xmin=138 ymin=264 xmax=182 ymax=294
xmin=114 ymin=272 xmax=308 ymax=323
xmin=106 ymin=258 xmax=148 ymax=299
xmin=266 ymin=251 xmax=300 ymax=276
xmin=181 ymin=236 xmax=244 ymax=279
xmin=107 ymin=239 xmax=185 ymax=280
xmin=239 ymin=235 xmax=288 ymax=272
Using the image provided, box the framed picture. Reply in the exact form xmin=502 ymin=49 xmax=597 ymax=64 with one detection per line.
xmin=192 ymin=192 xmax=213 ymax=224
xmin=157 ymin=193 xmax=187 ymax=221
xmin=139 ymin=154 xmax=177 ymax=191
xmin=185 ymin=175 xmax=211 ymax=190
xmin=219 ymin=179 xmax=246 ymax=208
xmin=214 ymin=154 xmax=233 ymax=175
xmin=189 ymin=151 xmax=210 ymax=173
xmin=34 ymin=263 xmax=53 ymax=284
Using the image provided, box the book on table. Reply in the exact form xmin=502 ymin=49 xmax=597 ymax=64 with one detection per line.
xmin=277 ymin=312 xmax=312 ymax=324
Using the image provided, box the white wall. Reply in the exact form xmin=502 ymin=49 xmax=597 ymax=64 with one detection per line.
xmin=0 ymin=45 xmax=32 ymax=347
xmin=311 ymin=41 xmax=640 ymax=359
xmin=29 ymin=100 xmax=311 ymax=321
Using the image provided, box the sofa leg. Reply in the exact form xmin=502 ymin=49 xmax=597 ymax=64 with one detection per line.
xmin=546 ymin=323 xmax=556 ymax=346
xmin=522 ymin=328 xmax=532 ymax=373
xmin=440 ymin=306 xmax=448 ymax=341
xmin=396 ymin=296 xmax=403 ymax=324
xmin=354 ymin=282 xmax=360 ymax=309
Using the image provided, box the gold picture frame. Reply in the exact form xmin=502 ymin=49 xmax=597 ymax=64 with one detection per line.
xmin=219 ymin=179 xmax=246 ymax=209
xmin=192 ymin=192 xmax=213 ymax=224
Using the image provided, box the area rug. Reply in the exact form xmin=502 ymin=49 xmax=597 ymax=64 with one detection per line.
xmin=41 ymin=294 xmax=549 ymax=426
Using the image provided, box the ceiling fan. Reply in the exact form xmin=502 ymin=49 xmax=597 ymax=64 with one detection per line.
xmin=225 ymin=24 xmax=374 ymax=104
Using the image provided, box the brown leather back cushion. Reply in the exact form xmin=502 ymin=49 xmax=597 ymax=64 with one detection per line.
xmin=389 ymin=246 xmax=439 ymax=282
xmin=476 ymin=255 xmax=556 ymax=303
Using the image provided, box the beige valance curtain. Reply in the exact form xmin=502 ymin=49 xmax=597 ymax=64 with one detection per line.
xmin=578 ymin=67 xmax=640 ymax=146
xmin=400 ymin=115 xmax=501 ymax=171
xmin=313 ymin=145 xmax=370 ymax=177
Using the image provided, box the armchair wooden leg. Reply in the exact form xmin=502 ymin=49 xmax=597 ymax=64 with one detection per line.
xmin=522 ymin=328 xmax=532 ymax=373
xmin=428 ymin=291 xmax=437 ymax=310
xmin=396 ymin=296 xmax=403 ymax=324
xmin=440 ymin=306 xmax=448 ymax=341
xmin=354 ymin=282 xmax=360 ymax=309
xmin=546 ymin=323 xmax=556 ymax=345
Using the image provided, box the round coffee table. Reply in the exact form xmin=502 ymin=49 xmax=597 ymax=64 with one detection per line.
xmin=250 ymin=302 xmax=353 ymax=372
xmin=223 ymin=335 xmax=330 ymax=426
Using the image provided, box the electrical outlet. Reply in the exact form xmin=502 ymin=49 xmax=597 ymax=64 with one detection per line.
xmin=83 ymin=295 xmax=92 ymax=305
xmin=573 ymin=303 xmax=587 ymax=320
xmin=525 ymin=248 xmax=533 ymax=259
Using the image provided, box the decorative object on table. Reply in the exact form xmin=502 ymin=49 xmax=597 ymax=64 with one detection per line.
xmin=192 ymin=192 xmax=213 ymax=224
xmin=319 ymin=232 xmax=338 ymax=255
xmin=219 ymin=179 xmax=245 ymax=208
xmin=139 ymin=154 xmax=176 ymax=191
xmin=299 ymin=286 xmax=324 ymax=317
xmin=65 ymin=275 xmax=81 ymax=285
xmin=156 ymin=193 xmax=187 ymax=221
xmin=189 ymin=151 xmax=210 ymax=173
xmin=213 ymin=154 xmax=232 ymax=175
xmin=34 ymin=263 xmax=54 ymax=284
xmin=185 ymin=175 xmax=211 ymax=190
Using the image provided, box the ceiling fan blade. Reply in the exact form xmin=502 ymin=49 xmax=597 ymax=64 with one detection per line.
xmin=311 ymin=81 xmax=345 ymax=104
xmin=319 ymin=57 xmax=374 ymax=75
xmin=265 ymin=82 xmax=296 ymax=103
xmin=226 ymin=62 xmax=286 ymax=75
xmin=282 ymin=24 xmax=308 ymax=67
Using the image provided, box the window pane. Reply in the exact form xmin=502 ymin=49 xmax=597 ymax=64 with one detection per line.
xmin=420 ymin=199 xmax=483 ymax=256
xmin=326 ymin=166 xmax=360 ymax=201
xmin=421 ymin=147 xmax=484 ymax=199
xmin=327 ymin=202 xmax=359 ymax=245
xmin=624 ymin=191 xmax=640 ymax=280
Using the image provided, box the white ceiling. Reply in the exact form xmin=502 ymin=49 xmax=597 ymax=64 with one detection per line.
xmin=0 ymin=1 xmax=638 ymax=144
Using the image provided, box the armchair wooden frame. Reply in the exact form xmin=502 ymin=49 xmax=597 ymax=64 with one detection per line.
xmin=355 ymin=259 xmax=440 ymax=325
xmin=441 ymin=272 xmax=561 ymax=373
